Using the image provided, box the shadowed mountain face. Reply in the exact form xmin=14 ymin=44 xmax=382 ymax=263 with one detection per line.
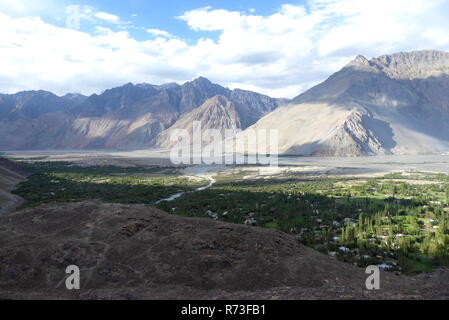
xmin=154 ymin=95 xmax=242 ymax=149
xmin=0 ymin=78 xmax=285 ymax=150
xmin=0 ymin=91 xmax=85 ymax=120
xmin=3 ymin=50 xmax=449 ymax=155
xmin=236 ymin=50 xmax=449 ymax=156
xmin=153 ymin=93 xmax=289 ymax=149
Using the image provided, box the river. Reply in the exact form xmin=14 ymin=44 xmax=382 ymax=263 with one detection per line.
xmin=154 ymin=166 xmax=220 ymax=204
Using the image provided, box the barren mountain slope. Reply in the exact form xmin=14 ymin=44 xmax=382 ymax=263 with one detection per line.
xmin=155 ymin=95 xmax=242 ymax=148
xmin=236 ymin=50 xmax=449 ymax=156
xmin=1 ymin=201 xmax=448 ymax=300
xmin=37 ymin=79 xmax=227 ymax=149
xmin=0 ymin=78 xmax=285 ymax=150
xmin=0 ymin=158 xmax=27 ymax=216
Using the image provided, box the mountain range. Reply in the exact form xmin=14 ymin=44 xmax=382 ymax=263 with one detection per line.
xmin=0 ymin=77 xmax=286 ymax=150
xmin=236 ymin=50 xmax=449 ymax=156
xmin=1 ymin=50 xmax=449 ymax=156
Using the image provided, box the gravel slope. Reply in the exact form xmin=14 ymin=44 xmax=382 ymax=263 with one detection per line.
xmin=1 ymin=201 xmax=448 ymax=300
xmin=0 ymin=158 xmax=27 ymax=216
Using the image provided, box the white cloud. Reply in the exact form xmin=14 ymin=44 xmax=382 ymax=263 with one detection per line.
xmin=1 ymin=0 xmax=449 ymax=98
xmin=62 ymin=5 xmax=129 ymax=27
xmin=94 ymin=11 xmax=120 ymax=23
xmin=0 ymin=0 xmax=62 ymax=16
xmin=176 ymin=0 xmax=449 ymax=97
xmin=0 ymin=12 xmax=192 ymax=95
xmin=147 ymin=28 xmax=173 ymax=38
xmin=0 ymin=0 xmax=28 ymax=13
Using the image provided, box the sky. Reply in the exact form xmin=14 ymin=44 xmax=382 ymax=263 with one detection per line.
xmin=1 ymin=0 xmax=449 ymax=98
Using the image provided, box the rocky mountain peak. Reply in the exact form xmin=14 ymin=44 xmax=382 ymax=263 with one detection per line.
xmin=182 ymin=77 xmax=216 ymax=90
xmin=191 ymin=76 xmax=212 ymax=85
xmin=344 ymin=54 xmax=380 ymax=73
xmin=205 ymin=94 xmax=230 ymax=106
xmin=343 ymin=50 xmax=449 ymax=79
xmin=156 ymin=82 xmax=180 ymax=90
xmin=14 ymin=90 xmax=56 ymax=98
xmin=371 ymin=50 xmax=449 ymax=79
xmin=243 ymin=49 xmax=449 ymax=157
xmin=373 ymin=50 xmax=449 ymax=67
xmin=0 ymin=76 xmax=284 ymax=150
xmin=353 ymin=54 xmax=369 ymax=65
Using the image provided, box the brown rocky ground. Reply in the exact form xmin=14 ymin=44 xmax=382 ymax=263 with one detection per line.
xmin=0 ymin=201 xmax=448 ymax=300
xmin=0 ymin=158 xmax=27 ymax=216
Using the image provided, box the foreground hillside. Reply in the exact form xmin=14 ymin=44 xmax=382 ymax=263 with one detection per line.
xmin=236 ymin=50 xmax=449 ymax=156
xmin=0 ymin=158 xmax=27 ymax=216
xmin=1 ymin=201 xmax=448 ymax=300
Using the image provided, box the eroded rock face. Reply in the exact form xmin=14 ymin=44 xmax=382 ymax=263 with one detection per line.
xmin=1 ymin=201 xmax=448 ymax=300
xmin=236 ymin=50 xmax=449 ymax=156
xmin=154 ymin=95 xmax=242 ymax=148
xmin=0 ymin=78 xmax=285 ymax=151
xmin=371 ymin=50 xmax=449 ymax=80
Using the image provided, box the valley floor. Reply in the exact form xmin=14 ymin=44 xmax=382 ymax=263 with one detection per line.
xmin=2 ymin=151 xmax=449 ymax=299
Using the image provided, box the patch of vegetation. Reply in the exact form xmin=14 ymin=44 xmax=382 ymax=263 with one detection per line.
xmin=14 ymin=162 xmax=207 ymax=207
xmin=157 ymin=171 xmax=449 ymax=274
xmin=13 ymin=163 xmax=449 ymax=274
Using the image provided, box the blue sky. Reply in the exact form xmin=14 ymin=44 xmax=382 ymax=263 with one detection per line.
xmin=48 ymin=0 xmax=307 ymax=42
xmin=1 ymin=0 xmax=449 ymax=98
xmin=84 ymin=0 xmax=295 ymax=35
xmin=2 ymin=0 xmax=302 ymax=41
